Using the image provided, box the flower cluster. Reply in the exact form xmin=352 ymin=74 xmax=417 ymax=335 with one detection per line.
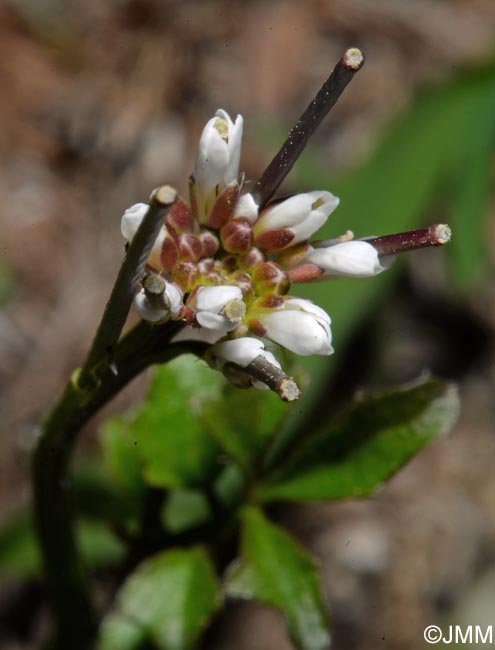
xmin=122 ymin=109 xmax=393 ymax=389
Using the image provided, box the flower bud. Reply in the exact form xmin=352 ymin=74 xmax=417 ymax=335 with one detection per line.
xmin=178 ymin=234 xmax=203 ymax=263
xmin=194 ymin=109 xmax=243 ymax=223
xmin=220 ymin=218 xmax=253 ymax=253
xmin=159 ymin=227 xmax=179 ymax=272
xmin=188 ymin=285 xmax=245 ymax=332
xmin=166 ymin=196 xmax=193 ymax=233
xmin=253 ymin=191 xmax=339 ymax=251
xmin=252 ymin=297 xmax=333 ymax=356
xmin=228 ymin=270 xmax=254 ymax=301
xmin=294 ymin=240 xmax=395 ymax=278
xmin=251 ymin=262 xmax=290 ymax=295
xmin=238 ymin=247 xmax=265 ymax=270
xmin=207 ymin=182 xmax=240 ymax=229
xmin=198 ymin=229 xmax=219 ymax=258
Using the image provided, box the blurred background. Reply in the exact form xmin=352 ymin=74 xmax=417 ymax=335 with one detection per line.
xmin=0 ymin=0 xmax=493 ymax=648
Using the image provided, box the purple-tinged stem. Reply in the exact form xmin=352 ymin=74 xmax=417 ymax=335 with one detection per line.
xmin=241 ymin=355 xmax=301 ymax=402
xmin=252 ymin=47 xmax=365 ymax=211
xmin=368 ymin=224 xmax=452 ymax=257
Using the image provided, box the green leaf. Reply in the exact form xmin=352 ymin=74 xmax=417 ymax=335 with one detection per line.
xmin=258 ymin=379 xmax=459 ymax=502
xmin=161 ymin=489 xmax=211 ymax=534
xmin=100 ymin=418 xmax=146 ymax=503
xmin=0 ymin=514 xmax=124 ymax=579
xmin=200 ymin=383 xmax=292 ymax=472
xmin=227 ymin=507 xmax=330 ymax=650
xmin=114 ymin=355 xmax=224 ymax=490
xmin=447 ymin=87 xmax=495 ymax=289
xmin=98 ymin=547 xmax=220 ymax=650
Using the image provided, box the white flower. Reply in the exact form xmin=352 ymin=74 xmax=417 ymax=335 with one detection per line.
xmin=121 ymin=202 xmax=165 ymax=270
xmin=135 ymin=292 xmax=168 ymax=323
xmin=253 ymin=191 xmax=339 ymax=251
xmin=207 ymin=337 xmax=281 ymax=390
xmin=259 ymin=297 xmax=333 ymax=356
xmin=303 ymin=240 xmax=395 ymax=277
xmin=134 ymin=281 xmax=183 ymax=323
xmin=194 ymin=109 xmax=243 ymax=222
xmin=189 ymin=285 xmax=245 ymax=332
xmin=233 ymin=192 xmax=259 ymax=224
xmin=121 ymin=203 xmax=148 ymax=240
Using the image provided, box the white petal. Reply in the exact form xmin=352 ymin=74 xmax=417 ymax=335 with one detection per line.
xmin=212 ymin=337 xmax=263 ymax=367
xmin=254 ymin=190 xmax=339 ymax=244
xmin=224 ymin=113 xmax=243 ymax=184
xmin=194 ymin=285 xmax=242 ymax=312
xmin=211 ymin=337 xmax=281 ymax=369
xmin=257 ymin=194 xmax=313 ymax=230
xmin=164 ymin=281 xmax=183 ymax=315
xmin=195 ymin=119 xmax=229 ymax=191
xmin=196 ymin=312 xmax=236 ymax=332
xmin=234 ymin=192 xmax=259 ymax=224
xmin=134 ymin=292 xmax=168 ymax=323
xmin=121 ymin=203 xmax=148 ymax=241
xmin=306 ymin=190 xmax=339 ymax=218
xmin=307 ymin=241 xmax=394 ymax=277
xmin=261 ymin=309 xmax=333 ymax=356
xmin=172 ymin=326 xmax=224 ymax=344
xmin=284 ymin=298 xmax=331 ymax=325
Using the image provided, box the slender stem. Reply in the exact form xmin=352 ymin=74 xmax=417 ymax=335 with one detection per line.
xmin=32 ymin=184 xmax=180 ymax=649
xmin=78 ymin=186 xmax=177 ymax=390
xmin=239 ymin=355 xmax=301 ymax=401
xmin=368 ymin=224 xmax=452 ymax=256
xmin=33 ymin=319 xmax=207 ymax=649
xmin=252 ymin=48 xmax=364 ymax=210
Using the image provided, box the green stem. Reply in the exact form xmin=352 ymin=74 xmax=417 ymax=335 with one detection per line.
xmin=33 ymin=318 xmax=208 ymax=649
xmin=32 ymin=183 xmax=183 ymax=649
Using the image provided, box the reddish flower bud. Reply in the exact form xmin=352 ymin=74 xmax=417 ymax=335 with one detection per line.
xmin=160 ymin=232 xmax=179 ymax=272
xmin=178 ymin=234 xmax=203 ymax=263
xmin=198 ymin=229 xmax=219 ymax=258
xmin=220 ymin=218 xmax=253 ymax=253
xmin=252 ymin=262 xmax=290 ymax=295
xmin=238 ymin=247 xmax=265 ymax=270
xmin=166 ymin=196 xmax=193 ymax=233
xmin=287 ymin=263 xmax=324 ymax=283
xmin=254 ymin=294 xmax=285 ymax=310
xmin=207 ymin=182 xmax=240 ymax=229
xmin=197 ymin=259 xmax=215 ymax=275
xmin=174 ymin=262 xmax=199 ymax=292
xmin=254 ymin=228 xmax=295 ymax=252
xmin=228 ymin=270 xmax=254 ymax=301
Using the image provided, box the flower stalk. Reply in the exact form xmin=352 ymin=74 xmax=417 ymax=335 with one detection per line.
xmin=252 ymin=47 xmax=364 ymax=210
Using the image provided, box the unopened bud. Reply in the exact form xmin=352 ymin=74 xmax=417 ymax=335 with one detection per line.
xmin=252 ymin=262 xmax=290 ymax=295
xmin=166 ymin=196 xmax=193 ymax=233
xmin=207 ymin=183 xmax=240 ymax=229
xmin=178 ymin=233 xmax=203 ymax=262
xmin=220 ymin=218 xmax=253 ymax=253
xmin=228 ymin=270 xmax=254 ymax=301
xmin=238 ymin=247 xmax=265 ymax=270
xmin=159 ymin=231 xmax=179 ymax=272
xmin=198 ymin=229 xmax=219 ymax=258
xmin=174 ymin=262 xmax=199 ymax=292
